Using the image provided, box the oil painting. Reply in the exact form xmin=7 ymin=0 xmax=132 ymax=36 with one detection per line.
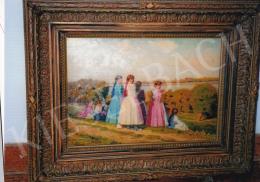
xmin=67 ymin=38 xmax=221 ymax=146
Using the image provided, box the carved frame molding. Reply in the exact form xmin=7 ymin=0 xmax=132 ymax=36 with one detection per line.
xmin=24 ymin=1 xmax=260 ymax=181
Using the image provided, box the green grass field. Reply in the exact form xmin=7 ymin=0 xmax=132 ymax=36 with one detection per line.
xmin=178 ymin=113 xmax=217 ymax=135
xmin=68 ymin=116 xmax=217 ymax=146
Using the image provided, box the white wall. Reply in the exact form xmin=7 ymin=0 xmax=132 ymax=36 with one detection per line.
xmin=1 ymin=0 xmax=5 ymax=181
xmin=4 ymin=0 xmax=27 ymax=143
xmin=3 ymin=0 xmax=260 ymax=144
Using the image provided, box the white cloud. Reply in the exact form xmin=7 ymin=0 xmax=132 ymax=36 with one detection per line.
xmin=67 ymin=38 xmax=221 ymax=83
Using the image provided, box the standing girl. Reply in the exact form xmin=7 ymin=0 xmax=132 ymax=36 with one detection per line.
xmin=106 ymin=75 xmax=123 ymax=124
xmin=146 ymin=80 xmax=167 ymax=127
xmin=118 ymin=75 xmax=144 ymax=129
xmin=136 ymin=81 xmax=147 ymax=124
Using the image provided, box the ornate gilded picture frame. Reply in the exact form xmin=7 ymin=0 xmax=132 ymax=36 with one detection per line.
xmin=24 ymin=0 xmax=260 ymax=181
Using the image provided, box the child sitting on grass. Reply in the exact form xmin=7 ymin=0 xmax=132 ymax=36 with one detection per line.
xmin=168 ymin=108 xmax=189 ymax=131
xmin=167 ymin=108 xmax=177 ymax=128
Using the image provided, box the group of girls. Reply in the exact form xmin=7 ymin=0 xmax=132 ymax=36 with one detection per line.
xmin=105 ymin=74 xmax=189 ymax=131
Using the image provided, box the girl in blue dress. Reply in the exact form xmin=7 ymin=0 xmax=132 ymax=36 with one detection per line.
xmin=106 ymin=75 xmax=123 ymax=124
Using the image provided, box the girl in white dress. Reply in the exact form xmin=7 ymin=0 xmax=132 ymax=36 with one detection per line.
xmin=118 ymin=74 xmax=144 ymax=129
xmin=169 ymin=108 xmax=189 ymax=131
xmin=174 ymin=115 xmax=189 ymax=131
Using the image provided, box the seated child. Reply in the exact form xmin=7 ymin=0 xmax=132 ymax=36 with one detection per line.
xmin=93 ymin=101 xmax=103 ymax=121
xmin=167 ymin=108 xmax=177 ymax=128
xmin=78 ymin=101 xmax=94 ymax=119
xmin=99 ymin=100 xmax=108 ymax=121
xmin=168 ymin=108 xmax=189 ymax=131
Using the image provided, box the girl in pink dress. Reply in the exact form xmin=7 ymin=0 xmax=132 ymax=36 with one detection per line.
xmin=78 ymin=101 xmax=94 ymax=119
xmin=146 ymin=81 xmax=167 ymax=127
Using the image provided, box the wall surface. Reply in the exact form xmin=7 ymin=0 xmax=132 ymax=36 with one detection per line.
xmin=4 ymin=0 xmax=27 ymax=143
xmin=1 ymin=0 xmax=6 ymax=181
xmin=3 ymin=0 xmax=260 ymax=143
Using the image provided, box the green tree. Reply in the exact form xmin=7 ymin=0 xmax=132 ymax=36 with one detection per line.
xmin=191 ymin=83 xmax=218 ymax=118
xmin=99 ymin=86 xmax=109 ymax=100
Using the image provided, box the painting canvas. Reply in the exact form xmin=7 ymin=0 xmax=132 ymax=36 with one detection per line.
xmin=67 ymin=38 xmax=221 ymax=147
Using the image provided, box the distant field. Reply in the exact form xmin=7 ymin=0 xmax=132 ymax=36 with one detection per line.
xmin=68 ymin=117 xmax=217 ymax=146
